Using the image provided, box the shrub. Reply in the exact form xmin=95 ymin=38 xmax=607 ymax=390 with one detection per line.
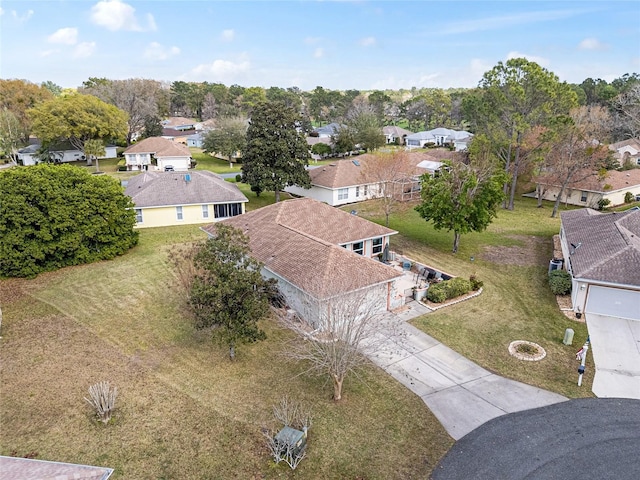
xmin=446 ymin=277 xmax=472 ymax=298
xmin=549 ymin=270 xmax=572 ymax=295
xmin=426 ymin=283 xmax=448 ymax=303
xmin=235 ymin=174 xmax=242 ymax=182
xmin=469 ymin=275 xmax=484 ymax=291
xmin=84 ymin=381 xmax=117 ymax=424
xmin=117 ymin=159 xmax=126 ymax=171
xmin=625 ymin=192 xmax=635 ymax=203
xmin=597 ymin=198 xmax=611 ymax=211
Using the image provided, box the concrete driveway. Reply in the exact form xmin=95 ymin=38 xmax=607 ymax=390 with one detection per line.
xmin=367 ymin=303 xmax=567 ymax=440
xmin=586 ymin=313 xmax=640 ymax=399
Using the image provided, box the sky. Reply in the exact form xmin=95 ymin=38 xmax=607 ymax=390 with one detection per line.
xmin=1 ymin=0 xmax=639 ymax=91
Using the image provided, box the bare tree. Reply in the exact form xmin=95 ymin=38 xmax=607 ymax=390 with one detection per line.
xmin=360 ymin=151 xmax=416 ymax=227
xmin=281 ymin=287 xmax=402 ymax=402
xmin=615 ymin=84 xmax=640 ymax=138
xmin=262 ymin=396 xmax=312 ymax=470
xmin=536 ymin=106 xmax=612 ymax=217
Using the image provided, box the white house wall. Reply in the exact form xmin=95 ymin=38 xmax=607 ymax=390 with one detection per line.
xmin=541 ymin=185 xmax=640 ymax=208
xmin=285 ymin=185 xmax=335 ymax=204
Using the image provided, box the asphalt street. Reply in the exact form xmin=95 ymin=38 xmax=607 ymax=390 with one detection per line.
xmin=431 ymin=397 xmax=640 ymax=480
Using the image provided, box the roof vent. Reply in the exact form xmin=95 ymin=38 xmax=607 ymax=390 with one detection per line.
xmin=352 ymin=160 xmax=360 ymax=166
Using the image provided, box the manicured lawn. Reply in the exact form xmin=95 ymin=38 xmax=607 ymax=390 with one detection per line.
xmin=191 ymin=148 xmax=242 ymax=174
xmin=0 ymin=224 xmax=452 ymax=479
xmin=351 ymin=196 xmax=595 ymax=398
xmin=347 ymin=199 xmax=593 ymax=397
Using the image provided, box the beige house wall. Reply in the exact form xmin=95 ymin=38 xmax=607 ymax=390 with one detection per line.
xmin=134 ymin=203 xmax=245 ymax=229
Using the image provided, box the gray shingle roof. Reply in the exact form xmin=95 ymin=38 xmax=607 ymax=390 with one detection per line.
xmin=202 ymin=198 xmax=401 ymax=299
xmin=561 ymin=208 xmax=640 ymax=286
xmin=124 ymin=171 xmax=248 ymax=208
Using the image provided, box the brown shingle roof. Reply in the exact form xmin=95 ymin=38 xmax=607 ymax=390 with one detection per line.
xmin=202 ymin=198 xmax=401 ymax=299
xmin=561 ymin=208 xmax=640 ymax=286
xmin=125 ymin=171 xmax=248 ymax=208
xmin=0 ymin=456 xmax=113 ymax=480
xmin=124 ymin=137 xmax=191 ymax=157
xmin=539 ymin=169 xmax=640 ymax=193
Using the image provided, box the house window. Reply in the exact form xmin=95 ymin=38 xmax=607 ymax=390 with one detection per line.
xmin=355 ymin=186 xmax=360 ymax=197
xmin=364 ymin=185 xmax=368 ymax=196
xmin=202 ymin=204 xmax=209 ymax=219
xmin=135 ymin=208 xmax=143 ymax=224
xmin=372 ymin=237 xmax=383 ymax=255
xmin=352 ymin=241 xmax=364 ymax=255
xmin=580 ymin=191 xmax=588 ymax=202
xmin=214 ymin=202 xmax=242 ymax=218
xmin=338 ymin=188 xmax=348 ymax=200
xmin=176 ymin=206 xmax=183 ymax=220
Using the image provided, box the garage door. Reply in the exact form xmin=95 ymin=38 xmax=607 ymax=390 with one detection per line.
xmin=585 ymin=285 xmax=640 ymax=322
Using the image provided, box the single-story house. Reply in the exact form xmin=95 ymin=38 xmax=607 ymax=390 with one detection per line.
xmin=560 ymin=207 xmax=640 ymax=320
xmin=162 ymin=128 xmax=197 ymax=144
xmin=559 ymin=207 xmax=640 ymax=398
xmin=405 ymin=128 xmax=473 ymax=151
xmin=162 ymin=116 xmax=198 ymax=131
xmin=124 ymin=170 xmax=248 ymax=228
xmin=202 ymin=198 xmax=403 ymax=327
xmin=17 ymin=143 xmax=117 ymax=166
xmin=536 ymin=169 xmax=640 ymax=208
xmin=123 ymin=137 xmax=193 ymax=172
xmin=609 ymin=138 xmax=640 ymax=167
xmin=186 ymin=133 xmax=204 ymax=148
xmin=313 ymin=122 xmax=343 ymax=138
xmin=0 ymin=455 xmax=113 ymax=479
xmin=383 ymin=126 xmax=413 ymax=145
xmin=286 ymin=156 xmax=381 ymax=206
xmin=286 ymin=151 xmax=447 ymax=206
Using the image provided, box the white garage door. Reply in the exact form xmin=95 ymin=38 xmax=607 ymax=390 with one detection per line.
xmin=585 ymin=285 xmax=640 ymax=322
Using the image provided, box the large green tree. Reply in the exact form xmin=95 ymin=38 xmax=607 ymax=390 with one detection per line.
xmin=0 ymin=79 xmax=53 ymax=143
xmin=28 ymin=93 xmax=128 ymax=158
xmin=189 ymin=224 xmax=276 ymax=361
xmin=202 ymin=116 xmax=247 ymax=167
xmin=466 ymin=58 xmax=577 ymax=210
xmin=242 ymin=101 xmax=311 ymax=202
xmin=345 ymin=97 xmax=385 ymax=152
xmin=416 ymin=136 xmax=508 ymax=253
xmin=0 ymin=164 xmax=138 ymax=277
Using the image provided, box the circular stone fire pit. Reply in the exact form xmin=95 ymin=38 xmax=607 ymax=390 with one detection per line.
xmin=508 ymin=341 xmax=546 ymax=361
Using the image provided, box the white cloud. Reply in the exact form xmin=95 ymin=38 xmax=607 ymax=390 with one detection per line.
xmin=10 ymin=9 xmax=34 ymax=23
xmin=578 ymin=37 xmax=608 ymax=51
xmin=40 ymin=49 xmax=60 ymax=58
xmin=47 ymin=27 xmax=78 ymax=45
xmin=221 ymin=29 xmax=235 ymax=42
xmin=188 ymin=55 xmax=251 ymax=82
xmin=90 ymin=0 xmax=156 ymax=32
xmin=440 ymin=9 xmax=589 ymax=35
xmin=314 ymin=48 xmax=324 ymax=59
xmin=359 ymin=36 xmax=376 ymax=47
xmin=304 ymin=36 xmax=321 ymax=45
xmin=144 ymin=42 xmax=180 ymax=61
xmin=506 ymin=51 xmax=550 ymax=67
xmin=73 ymin=42 xmax=96 ymax=59
xmin=0 ymin=7 xmax=3 ymax=16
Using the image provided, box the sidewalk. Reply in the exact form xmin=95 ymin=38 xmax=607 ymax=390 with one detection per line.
xmin=369 ymin=302 xmax=567 ymax=440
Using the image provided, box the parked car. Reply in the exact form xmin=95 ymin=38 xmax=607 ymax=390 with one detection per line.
xmin=164 ymin=165 xmax=174 ymax=172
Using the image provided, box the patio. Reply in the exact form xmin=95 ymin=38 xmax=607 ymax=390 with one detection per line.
xmin=387 ymin=253 xmax=454 ymax=304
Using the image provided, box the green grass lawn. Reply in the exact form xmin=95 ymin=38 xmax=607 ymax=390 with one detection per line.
xmin=191 ymin=148 xmax=242 ymax=174
xmin=351 ymin=196 xmax=595 ymax=398
xmin=0 ymin=224 xmax=452 ymax=479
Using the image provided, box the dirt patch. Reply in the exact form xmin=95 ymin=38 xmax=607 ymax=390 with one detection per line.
xmin=481 ymin=235 xmax=551 ymax=267
xmin=556 ymin=294 xmax=585 ymax=323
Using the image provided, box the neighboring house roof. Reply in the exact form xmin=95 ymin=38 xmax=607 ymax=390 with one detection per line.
xmin=162 ymin=116 xmax=197 ymax=128
xmin=0 ymin=456 xmax=113 ymax=480
xmin=538 ymin=169 xmax=640 ymax=193
xmin=561 ymin=208 xmax=640 ymax=287
xmin=306 ymin=136 xmax=333 ymax=147
xmin=416 ymin=159 xmax=444 ymax=172
xmin=313 ymin=122 xmax=343 ymax=137
xmin=203 ymin=198 xmax=401 ymax=299
xmin=162 ymin=128 xmax=197 ymax=138
xmin=609 ymin=138 xmax=640 ymax=153
xmin=18 ymin=144 xmax=39 ymax=154
xmin=406 ymin=128 xmax=473 ymax=142
xmin=383 ymin=126 xmax=413 ymax=137
xmin=124 ymin=137 xmax=191 ymax=157
xmin=124 ymin=170 xmax=248 ymax=208
xmin=308 ymin=156 xmax=374 ymax=189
